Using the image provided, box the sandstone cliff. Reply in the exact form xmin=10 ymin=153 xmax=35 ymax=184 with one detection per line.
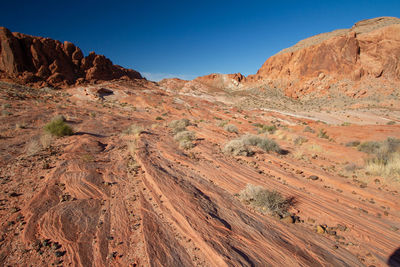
xmin=160 ymin=17 xmax=400 ymax=99
xmin=0 ymin=27 xmax=142 ymax=88
xmin=246 ymin=16 xmax=400 ymax=98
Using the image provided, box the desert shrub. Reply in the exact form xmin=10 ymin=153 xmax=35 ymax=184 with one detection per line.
xmin=293 ymin=136 xmax=308 ymax=146
xmin=217 ymin=120 xmax=229 ymax=127
xmin=254 ymin=124 xmax=277 ymax=134
xmin=224 ymin=124 xmax=238 ymax=134
xmin=303 ymin=126 xmax=315 ymax=133
xmin=358 ymin=141 xmax=382 ymax=154
xmin=358 ymin=138 xmax=400 ymax=180
xmin=174 ymin=130 xmax=195 ymax=149
xmin=344 ymin=163 xmax=361 ymax=172
xmin=124 ymin=124 xmax=144 ymax=136
xmin=386 ymin=121 xmax=396 ymax=125
xmin=239 ymin=184 xmax=291 ymax=216
xmin=168 ymin=118 xmax=190 ymax=134
xmin=223 ymin=139 xmax=251 ymax=156
xmin=224 ymin=135 xmax=281 ymax=156
xmin=365 ymin=152 xmax=400 ymax=179
xmin=155 ymin=116 xmax=163 ymax=120
xmin=317 ymin=129 xmax=329 ymax=139
xmin=345 ymin=140 xmax=360 ymax=147
xmin=341 ymin=122 xmax=351 ymax=126
xmin=44 ymin=116 xmax=73 ymax=137
xmin=241 ymin=134 xmax=281 ymax=153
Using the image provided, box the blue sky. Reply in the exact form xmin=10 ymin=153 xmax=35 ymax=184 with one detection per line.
xmin=1 ymin=1 xmax=399 ymax=81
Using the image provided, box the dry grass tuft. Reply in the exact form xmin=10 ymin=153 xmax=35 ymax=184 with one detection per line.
xmin=168 ymin=118 xmax=190 ymax=134
xmin=174 ymin=130 xmax=196 ymax=149
xmin=223 ymin=134 xmax=282 ymax=156
xmin=124 ymin=124 xmax=144 ymax=136
xmin=239 ymin=184 xmax=291 ymax=216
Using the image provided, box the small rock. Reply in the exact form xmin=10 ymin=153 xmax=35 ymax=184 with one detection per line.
xmin=308 ymin=175 xmax=319 ymax=181
xmin=316 ymin=225 xmax=325 ymax=234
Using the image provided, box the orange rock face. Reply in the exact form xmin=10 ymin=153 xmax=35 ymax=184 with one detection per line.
xmin=246 ymin=17 xmax=400 ymax=98
xmin=161 ymin=17 xmax=400 ymax=100
xmin=0 ymin=27 xmax=143 ymax=88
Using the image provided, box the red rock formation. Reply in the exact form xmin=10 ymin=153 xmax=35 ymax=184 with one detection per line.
xmin=0 ymin=27 xmax=142 ymax=88
xmin=160 ymin=17 xmax=400 ymax=99
xmin=246 ymin=17 xmax=400 ymax=98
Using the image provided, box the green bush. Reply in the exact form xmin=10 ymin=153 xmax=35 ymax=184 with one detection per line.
xmin=239 ymin=184 xmax=291 ymax=216
xmin=44 ymin=116 xmax=73 ymax=137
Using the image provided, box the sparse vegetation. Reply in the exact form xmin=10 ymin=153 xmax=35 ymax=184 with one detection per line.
xmin=224 ymin=124 xmax=238 ymax=134
xmin=293 ymin=136 xmax=308 ymax=146
xmin=345 ymin=140 xmax=360 ymax=147
xmin=303 ymin=126 xmax=315 ymax=133
xmin=223 ymin=139 xmax=252 ymax=156
xmin=358 ymin=138 xmax=400 ymax=180
xmin=124 ymin=124 xmax=144 ymax=136
xmin=223 ymin=134 xmax=282 ymax=156
xmin=254 ymin=123 xmax=277 ymax=134
xmin=358 ymin=141 xmax=382 ymax=154
xmin=317 ymin=129 xmax=329 ymax=139
xmin=344 ymin=163 xmax=362 ymax=172
xmin=386 ymin=121 xmax=396 ymax=125
xmin=217 ymin=120 xmax=229 ymax=127
xmin=155 ymin=116 xmax=163 ymax=120
xmin=241 ymin=134 xmax=281 ymax=153
xmin=44 ymin=116 xmax=73 ymax=137
xmin=168 ymin=118 xmax=190 ymax=134
xmin=239 ymin=184 xmax=291 ymax=216
xmin=174 ymin=130 xmax=196 ymax=149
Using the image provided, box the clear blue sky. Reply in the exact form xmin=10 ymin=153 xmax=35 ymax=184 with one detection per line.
xmin=1 ymin=0 xmax=399 ymax=81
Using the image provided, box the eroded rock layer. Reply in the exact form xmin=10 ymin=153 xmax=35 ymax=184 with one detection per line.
xmin=0 ymin=27 xmax=142 ymax=88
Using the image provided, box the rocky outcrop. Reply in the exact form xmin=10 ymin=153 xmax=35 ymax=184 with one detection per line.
xmin=0 ymin=27 xmax=142 ymax=88
xmin=246 ymin=17 xmax=400 ymax=98
xmin=160 ymin=17 xmax=400 ymax=99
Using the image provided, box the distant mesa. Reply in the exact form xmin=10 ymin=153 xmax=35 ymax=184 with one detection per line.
xmin=0 ymin=27 xmax=143 ymax=88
